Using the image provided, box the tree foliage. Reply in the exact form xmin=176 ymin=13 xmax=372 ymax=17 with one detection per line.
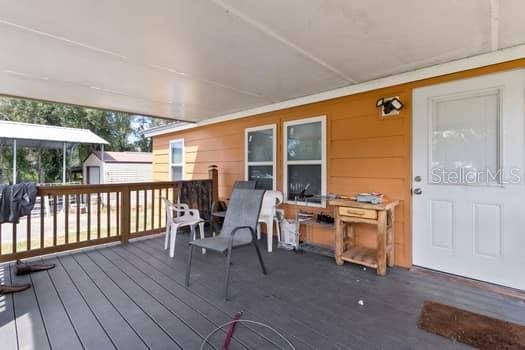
xmin=0 ymin=97 xmax=167 ymax=183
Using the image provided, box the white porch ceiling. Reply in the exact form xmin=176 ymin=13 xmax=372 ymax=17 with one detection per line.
xmin=0 ymin=0 xmax=524 ymax=122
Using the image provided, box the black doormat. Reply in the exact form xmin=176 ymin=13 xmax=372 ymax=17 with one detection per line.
xmin=418 ymin=301 xmax=525 ymax=349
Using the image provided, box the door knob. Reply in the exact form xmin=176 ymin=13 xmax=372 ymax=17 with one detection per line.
xmin=413 ymin=188 xmax=422 ymax=195
xmin=414 ymin=176 xmax=422 ymax=182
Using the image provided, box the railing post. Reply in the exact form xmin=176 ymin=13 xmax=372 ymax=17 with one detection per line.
xmin=208 ymin=165 xmax=219 ymax=204
xmin=120 ymin=187 xmax=131 ymax=245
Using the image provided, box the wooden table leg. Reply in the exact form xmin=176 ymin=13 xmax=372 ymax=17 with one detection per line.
xmin=376 ymin=210 xmax=387 ymax=275
xmin=335 ymin=213 xmax=344 ymax=265
xmin=387 ymin=208 xmax=395 ymax=267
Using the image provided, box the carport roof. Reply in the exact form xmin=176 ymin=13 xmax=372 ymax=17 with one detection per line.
xmin=0 ymin=120 xmax=109 ymax=149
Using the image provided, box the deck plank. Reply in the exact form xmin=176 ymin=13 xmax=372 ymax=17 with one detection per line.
xmin=57 ymin=254 xmax=148 ymax=350
xmin=10 ymin=264 xmax=51 ymax=350
xmin=3 ymin=233 xmax=525 ymax=350
xmin=82 ymin=249 xmax=208 ymax=350
xmin=28 ymin=260 xmax=83 ymax=350
xmin=108 ymin=245 xmax=281 ymax=350
xmin=44 ymin=257 xmax=115 ymax=350
xmin=0 ymin=264 xmax=18 ymax=350
xmin=132 ymin=239 xmax=328 ymax=349
xmin=95 ymin=247 xmax=252 ymax=350
xmin=71 ymin=252 xmax=181 ymax=349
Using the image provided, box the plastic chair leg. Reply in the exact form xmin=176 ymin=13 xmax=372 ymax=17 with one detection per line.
xmin=164 ymin=225 xmax=170 ymax=250
xmin=198 ymin=222 xmax=206 ymax=254
xmin=169 ymin=224 xmax=179 ymax=258
xmin=266 ymin=219 xmax=273 ymax=252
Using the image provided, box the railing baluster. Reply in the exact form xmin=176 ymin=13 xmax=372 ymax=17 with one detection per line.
xmin=12 ymin=223 xmax=17 ymax=253
xmin=116 ymin=192 xmax=120 ymax=236
xmin=40 ymin=195 xmax=45 ymax=248
xmin=151 ymin=188 xmax=155 ymax=229
xmin=158 ymin=189 xmax=162 ymax=227
xmin=0 ymin=223 xmax=3 ymax=255
xmin=97 ymin=192 xmax=101 ymax=239
xmin=143 ymin=190 xmax=147 ymax=231
xmin=87 ymin=193 xmax=91 ymax=241
xmin=76 ymin=193 xmax=80 ymax=242
xmin=107 ymin=192 xmax=111 ymax=237
xmin=65 ymin=194 xmax=69 ymax=244
xmin=27 ymin=214 xmax=31 ymax=251
xmin=53 ymin=195 xmax=57 ymax=246
xmin=135 ymin=190 xmax=139 ymax=234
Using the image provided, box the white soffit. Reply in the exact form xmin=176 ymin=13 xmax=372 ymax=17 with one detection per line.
xmin=0 ymin=0 xmax=524 ymax=123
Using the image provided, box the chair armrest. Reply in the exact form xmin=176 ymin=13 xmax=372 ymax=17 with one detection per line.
xmin=188 ymin=209 xmax=201 ymax=218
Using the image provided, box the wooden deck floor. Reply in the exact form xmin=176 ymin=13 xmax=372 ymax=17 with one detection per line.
xmin=1 ymin=234 xmax=524 ymax=350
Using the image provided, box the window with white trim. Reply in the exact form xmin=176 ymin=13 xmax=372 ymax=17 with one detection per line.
xmin=169 ymin=139 xmax=184 ymax=181
xmin=245 ymin=124 xmax=276 ymax=190
xmin=284 ymin=116 xmax=326 ymax=206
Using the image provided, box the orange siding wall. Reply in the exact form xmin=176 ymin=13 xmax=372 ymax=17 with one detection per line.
xmin=152 ymin=59 xmax=525 ymax=268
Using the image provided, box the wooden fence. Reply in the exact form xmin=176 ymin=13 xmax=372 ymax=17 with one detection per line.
xmin=0 ymin=178 xmax=214 ymax=262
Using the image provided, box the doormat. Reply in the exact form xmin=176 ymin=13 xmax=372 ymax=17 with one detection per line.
xmin=418 ymin=301 xmax=525 ymax=349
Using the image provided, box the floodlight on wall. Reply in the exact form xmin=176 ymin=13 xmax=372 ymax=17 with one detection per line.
xmin=376 ymin=96 xmax=404 ymax=116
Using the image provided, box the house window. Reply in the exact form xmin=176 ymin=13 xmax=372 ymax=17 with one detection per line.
xmin=245 ymin=124 xmax=276 ymax=190
xmin=284 ymin=116 xmax=326 ymax=206
xmin=169 ymin=139 xmax=184 ymax=181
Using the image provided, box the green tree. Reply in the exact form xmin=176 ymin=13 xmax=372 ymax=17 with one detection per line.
xmin=0 ymin=97 xmax=167 ymax=183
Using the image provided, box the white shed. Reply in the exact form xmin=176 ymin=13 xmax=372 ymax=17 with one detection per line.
xmin=83 ymin=151 xmax=152 ymax=184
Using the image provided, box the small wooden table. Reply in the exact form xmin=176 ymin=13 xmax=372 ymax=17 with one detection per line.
xmin=329 ymin=199 xmax=399 ymax=275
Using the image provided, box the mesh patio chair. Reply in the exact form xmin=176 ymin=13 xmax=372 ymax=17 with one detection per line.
xmin=232 ymin=180 xmax=257 ymax=189
xmin=186 ymin=188 xmax=267 ymax=301
xmin=210 ymin=180 xmax=257 ymax=235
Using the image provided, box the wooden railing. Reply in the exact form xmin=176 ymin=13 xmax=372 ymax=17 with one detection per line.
xmin=0 ymin=179 xmax=214 ymax=262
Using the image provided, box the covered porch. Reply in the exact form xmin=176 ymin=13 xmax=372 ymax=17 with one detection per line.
xmin=2 ymin=1 xmax=525 ymax=349
xmin=2 ymin=233 xmax=524 ymax=350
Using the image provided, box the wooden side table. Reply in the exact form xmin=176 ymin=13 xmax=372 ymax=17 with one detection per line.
xmin=329 ymin=199 xmax=399 ymax=275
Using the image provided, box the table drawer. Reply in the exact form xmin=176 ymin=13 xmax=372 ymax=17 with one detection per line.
xmin=339 ymin=207 xmax=377 ymax=219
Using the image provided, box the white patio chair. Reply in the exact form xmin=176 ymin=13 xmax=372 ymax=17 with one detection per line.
xmin=257 ymin=190 xmax=283 ymax=252
xmin=162 ymin=198 xmax=205 ymax=258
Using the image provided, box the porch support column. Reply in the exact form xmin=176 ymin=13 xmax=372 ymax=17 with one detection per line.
xmin=12 ymin=139 xmax=17 ymax=184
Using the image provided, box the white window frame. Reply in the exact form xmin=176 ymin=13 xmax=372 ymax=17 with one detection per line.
xmin=245 ymin=124 xmax=277 ymax=190
xmin=169 ymin=138 xmax=184 ymax=181
xmin=283 ymin=115 xmax=327 ymax=208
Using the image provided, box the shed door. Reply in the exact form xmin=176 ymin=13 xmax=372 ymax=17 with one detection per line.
xmin=412 ymin=70 xmax=525 ymax=290
xmin=87 ymin=166 xmax=100 ymax=184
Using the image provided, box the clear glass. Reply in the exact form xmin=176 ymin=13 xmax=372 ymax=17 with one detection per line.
xmin=248 ymin=129 xmax=273 ymax=162
xmin=287 ymin=164 xmax=321 ymax=203
xmin=171 ymin=140 xmax=183 ymax=164
xmin=431 ymin=92 xmax=500 ymax=185
xmin=248 ymin=165 xmax=273 ymax=190
xmin=287 ymin=121 xmax=322 ymax=161
xmin=171 ymin=166 xmax=183 ymax=181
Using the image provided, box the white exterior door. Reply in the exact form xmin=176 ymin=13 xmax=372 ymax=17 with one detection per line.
xmin=88 ymin=166 xmax=100 ymax=184
xmin=412 ymin=70 xmax=525 ymax=290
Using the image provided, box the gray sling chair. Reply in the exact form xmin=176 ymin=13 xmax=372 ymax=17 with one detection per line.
xmin=186 ymin=188 xmax=267 ymax=301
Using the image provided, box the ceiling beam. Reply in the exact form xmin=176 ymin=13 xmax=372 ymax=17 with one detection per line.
xmin=209 ymin=0 xmax=357 ymax=84
xmin=489 ymin=0 xmax=500 ymax=51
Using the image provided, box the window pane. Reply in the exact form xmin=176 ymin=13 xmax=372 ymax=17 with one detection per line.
xmin=171 ymin=166 xmax=183 ymax=181
xmin=248 ymin=129 xmax=273 ymax=162
xmin=171 ymin=140 xmax=183 ymax=164
xmin=248 ymin=165 xmax=273 ymax=190
xmin=287 ymin=121 xmax=322 ymax=161
xmin=431 ymin=93 xmax=499 ymax=185
xmin=287 ymin=164 xmax=321 ymax=203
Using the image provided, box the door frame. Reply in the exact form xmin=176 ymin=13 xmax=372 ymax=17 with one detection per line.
xmin=411 ymin=69 xmax=525 ymax=288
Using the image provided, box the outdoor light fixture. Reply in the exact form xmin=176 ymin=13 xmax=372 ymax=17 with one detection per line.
xmin=376 ymin=96 xmax=404 ymax=116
